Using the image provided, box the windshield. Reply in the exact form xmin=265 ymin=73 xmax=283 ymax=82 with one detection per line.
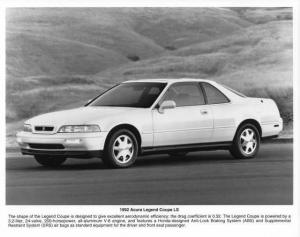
xmin=89 ymin=82 xmax=167 ymax=108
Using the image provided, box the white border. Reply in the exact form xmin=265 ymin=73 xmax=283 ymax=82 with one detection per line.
xmin=0 ymin=1 xmax=299 ymax=236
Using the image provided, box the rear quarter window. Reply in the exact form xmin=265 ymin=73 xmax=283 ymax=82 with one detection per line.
xmin=202 ymin=83 xmax=230 ymax=104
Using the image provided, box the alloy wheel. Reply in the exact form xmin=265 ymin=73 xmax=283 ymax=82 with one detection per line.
xmin=239 ymin=128 xmax=257 ymax=155
xmin=112 ymin=134 xmax=134 ymax=164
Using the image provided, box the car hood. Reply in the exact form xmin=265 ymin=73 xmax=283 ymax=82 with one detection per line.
xmin=26 ymin=106 xmax=141 ymax=127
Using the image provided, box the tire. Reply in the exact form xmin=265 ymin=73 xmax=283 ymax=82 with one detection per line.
xmin=168 ymin=151 xmax=188 ymax=157
xmin=230 ymin=123 xmax=260 ymax=159
xmin=34 ymin=155 xmax=66 ymax=167
xmin=103 ymin=129 xmax=138 ymax=168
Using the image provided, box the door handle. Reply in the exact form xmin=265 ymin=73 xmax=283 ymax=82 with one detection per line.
xmin=200 ymin=110 xmax=208 ymax=115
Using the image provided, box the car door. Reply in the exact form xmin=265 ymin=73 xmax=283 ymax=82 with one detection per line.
xmin=200 ymin=82 xmax=236 ymax=142
xmin=152 ymin=82 xmax=214 ymax=146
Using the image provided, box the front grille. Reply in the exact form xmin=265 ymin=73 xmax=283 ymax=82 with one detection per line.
xmin=28 ymin=143 xmax=65 ymax=150
xmin=34 ymin=126 xmax=54 ymax=132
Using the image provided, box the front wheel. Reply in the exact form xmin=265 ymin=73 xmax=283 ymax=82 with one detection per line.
xmin=230 ymin=123 xmax=260 ymax=159
xmin=34 ymin=155 xmax=66 ymax=167
xmin=103 ymin=129 xmax=138 ymax=168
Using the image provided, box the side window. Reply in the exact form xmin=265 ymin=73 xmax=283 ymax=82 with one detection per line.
xmin=202 ymin=83 xmax=229 ymax=104
xmin=161 ymin=83 xmax=205 ymax=107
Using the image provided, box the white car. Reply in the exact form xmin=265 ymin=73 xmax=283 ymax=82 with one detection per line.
xmin=16 ymin=79 xmax=283 ymax=168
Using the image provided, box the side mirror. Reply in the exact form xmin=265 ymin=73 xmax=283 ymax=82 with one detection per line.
xmin=158 ymin=100 xmax=176 ymax=113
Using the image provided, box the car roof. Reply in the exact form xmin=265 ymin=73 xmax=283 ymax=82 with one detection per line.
xmin=123 ymin=78 xmax=213 ymax=84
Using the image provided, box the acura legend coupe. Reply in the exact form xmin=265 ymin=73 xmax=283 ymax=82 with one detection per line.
xmin=16 ymin=79 xmax=283 ymax=168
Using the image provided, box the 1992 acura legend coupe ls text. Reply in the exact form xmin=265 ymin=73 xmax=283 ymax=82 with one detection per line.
xmin=17 ymin=79 xmax=283 ymax=168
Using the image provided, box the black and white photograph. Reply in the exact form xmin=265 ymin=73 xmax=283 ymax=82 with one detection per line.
xmin=5 ymin=6 xmax=294 ymax=206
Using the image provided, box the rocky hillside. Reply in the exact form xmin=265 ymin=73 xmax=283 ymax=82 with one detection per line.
xmin=6 ymin=7 xmax=293 ymax=138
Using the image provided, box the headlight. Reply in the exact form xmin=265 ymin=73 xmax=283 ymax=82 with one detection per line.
xmin=58 ymin=125 xmax=100 ymax=133
xmin=23 ymin=124 xmax=32 ymax=132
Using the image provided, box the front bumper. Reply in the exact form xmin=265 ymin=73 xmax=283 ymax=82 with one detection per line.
xmin=16 ymin=131 xmax=108 ymax=158
xmin=20 ymin=148 xmax=102 ymax=158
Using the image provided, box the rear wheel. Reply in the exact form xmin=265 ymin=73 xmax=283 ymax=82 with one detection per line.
xmin=103 ymin=129 xmax=138 ymax=168
xmin=230 ymin=123 xmax=260 ymax=159
xmin=34 ymin=155 xmax=66 ymax=167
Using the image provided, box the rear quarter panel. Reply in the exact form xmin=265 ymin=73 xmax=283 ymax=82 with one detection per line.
xmin=210 ymin=101 xmax=262 ymax=142
xmin=232 ymin=98 xmax=282 ymax=138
